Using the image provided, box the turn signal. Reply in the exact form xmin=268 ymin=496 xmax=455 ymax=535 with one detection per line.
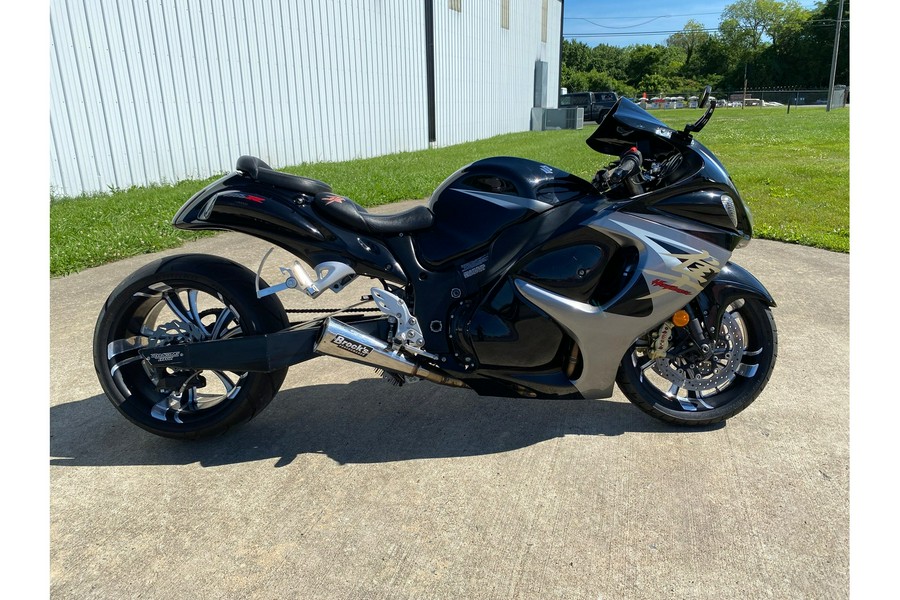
xmin=672 ymin=310 xmax=690 ymax=327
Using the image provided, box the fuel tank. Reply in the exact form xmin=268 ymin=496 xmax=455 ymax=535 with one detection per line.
xmin=413 ymin=157 xmax=597 ymax=269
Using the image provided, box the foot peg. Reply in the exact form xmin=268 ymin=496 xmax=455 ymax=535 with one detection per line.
xmin=256 ymin=248 xmax=356 ymax=299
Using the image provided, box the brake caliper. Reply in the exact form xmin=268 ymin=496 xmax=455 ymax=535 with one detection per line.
xmin=649 ymin=320 xmax=674 ymax=359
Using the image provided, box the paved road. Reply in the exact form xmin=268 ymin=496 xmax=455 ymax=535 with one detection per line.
xmin=50 ymin=201 xmax=848 ymax=599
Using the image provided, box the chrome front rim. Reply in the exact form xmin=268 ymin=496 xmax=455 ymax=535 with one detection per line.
xmin=635 ymin=304 xmax=763 ymax=412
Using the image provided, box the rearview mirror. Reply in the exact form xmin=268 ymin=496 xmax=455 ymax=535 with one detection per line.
xmin=682 ymin=86 xmax=716 ymax=136
xmin=698 ymin=85 xmax=711 ymax=109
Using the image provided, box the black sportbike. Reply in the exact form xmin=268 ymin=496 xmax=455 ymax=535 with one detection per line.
xmin=94 ymin=88 xmax=777 ymax=439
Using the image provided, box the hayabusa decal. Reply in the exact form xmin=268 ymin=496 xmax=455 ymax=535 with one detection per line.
xmin=639 ymin=250 xmax=721 ymax=300
xmin=650 ymin=279 xmax=692 ymax=295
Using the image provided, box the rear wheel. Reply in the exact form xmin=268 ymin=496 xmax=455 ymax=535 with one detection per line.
xmin=93 ymin=254 xmax=289 ymax=439
xmin=616 ymin=298 xmax=777 ymax=426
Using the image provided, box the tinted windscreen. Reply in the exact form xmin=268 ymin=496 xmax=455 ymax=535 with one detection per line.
xmin=585 ymin=98 xmax=676 ymax=157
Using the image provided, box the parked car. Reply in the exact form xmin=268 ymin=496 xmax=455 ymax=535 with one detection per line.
xmin=559 ymin=91 xmax=619 ymax=122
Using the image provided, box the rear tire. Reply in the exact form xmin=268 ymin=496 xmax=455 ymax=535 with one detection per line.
xmin=616 ymin=298 xmax=777 ymax=426
xmin=93 ymin=254 xmax=290 ymax=439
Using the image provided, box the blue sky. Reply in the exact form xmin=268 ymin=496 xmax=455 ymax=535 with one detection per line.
xmin=562 ymin=0 xmax=823 ymax=47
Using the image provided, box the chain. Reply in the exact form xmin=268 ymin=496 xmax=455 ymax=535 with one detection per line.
xmin=284 ymin=297 xmax=379 ymax=325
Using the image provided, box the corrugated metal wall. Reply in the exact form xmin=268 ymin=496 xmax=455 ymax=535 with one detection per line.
xmin=433 ymin=0 xmax=560 ymax=147
xmin=50 ymin=0 xmax=561 ymax=197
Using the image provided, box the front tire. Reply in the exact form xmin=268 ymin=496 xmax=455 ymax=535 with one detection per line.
xmin=616 ymin=298 xmax=777 ymax=426
xmin=93 ymin=254 xmax=290 ymax=439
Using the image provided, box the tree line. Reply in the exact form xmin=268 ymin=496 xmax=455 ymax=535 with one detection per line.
xmin=561 ymin=0 xmax=849 ymax=98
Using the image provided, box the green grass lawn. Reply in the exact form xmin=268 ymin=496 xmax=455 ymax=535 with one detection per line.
xmin=50 ymin=106 xmax=849 ymax=276
xmin=671 ymin=107 xmax=849 ymax=252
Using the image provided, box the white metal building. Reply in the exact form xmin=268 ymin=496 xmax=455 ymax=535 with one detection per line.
xmin=50 ymin=0 xmax=562 ymax=197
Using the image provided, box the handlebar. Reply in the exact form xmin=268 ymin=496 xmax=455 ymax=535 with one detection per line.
xmin=608 ymin=147 xmax=643 ymax=185
xmin=594 ymin=147 xmax=644 ymax=196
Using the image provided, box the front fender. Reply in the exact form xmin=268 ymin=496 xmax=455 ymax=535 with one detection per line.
xmin=700 ymin=261 xmax=775 ymax=333
xmin=707 ymin=262 xmax=776 ymax=308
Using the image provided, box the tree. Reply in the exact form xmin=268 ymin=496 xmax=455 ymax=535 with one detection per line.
xmin=590 ymin=44 xmax=629 ymax=81
xmin=769 ymin=0 xmax=849 ymax=87
xmin=637 ymin=74 xmax=671 ymax=99
xmin=721 ymin=0 xmax=811 ymax=49
xmin=692 ymin=36 xmax=737 ymax=89
xmin=721 ymin=0 xmax=780 ymax=49
xmin=561 ymin=39 xmax=593 ymax=73
xmin=718 ymin=0 xmax=809 ymax=91
xmin=561 ymin=67 xmax=635 ymax=97
xmin=559 ymin=0 xmax=846 ymax=97
xmin=623 ymin=44 xmax=685 ymax=88
xmin=636 ymin=74 xmax=703 ymax=99
xmin=769 ymin=0 xmax=810 ymax=46
xmin=666 ymin=20 xmax=711 ymax=71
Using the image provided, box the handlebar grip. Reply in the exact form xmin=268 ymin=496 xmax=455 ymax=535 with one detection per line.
xmin=609 ymin=148 xmax=643 ymax=184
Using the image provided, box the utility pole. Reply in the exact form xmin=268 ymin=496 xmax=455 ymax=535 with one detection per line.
xmin=742 ymin=62 xmax=748 ymax=109
xmin=826 ymin=0 xmax=846 ymax=112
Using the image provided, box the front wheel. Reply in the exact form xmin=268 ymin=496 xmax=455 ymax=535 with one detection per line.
xmin=93 ymin=254 xmax=290 ymax=439
xmin=616 ymin=298 xmax=777 ymax=426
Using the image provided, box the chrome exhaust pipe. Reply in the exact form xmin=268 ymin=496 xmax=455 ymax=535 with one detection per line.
xmin=314 ymin=317 xmax=467 ymax=388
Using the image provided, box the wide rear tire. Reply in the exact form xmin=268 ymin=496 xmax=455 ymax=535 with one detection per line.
xmin=93 ymin=254 xmax=290 ymax=439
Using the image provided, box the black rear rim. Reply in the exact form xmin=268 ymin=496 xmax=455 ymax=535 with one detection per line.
xmin=103 ymin=280 xmax=251 ymax=426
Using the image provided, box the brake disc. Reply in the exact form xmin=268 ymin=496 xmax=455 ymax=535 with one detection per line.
xmin=651 ymin=311 xmax=745 ymax=392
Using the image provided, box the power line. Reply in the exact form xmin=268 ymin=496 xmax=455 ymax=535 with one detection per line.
xmin=565 ymin=29 xmax=718 ymax=38
xmin=563 ymin=12 xmax=724 ymax=20
xmin=576 ymin=16 xmax=671 ymax=30
xmin=563 ymin=0 xmax=847 ymax=39
xmin=562 ymin=0 xmax=825 ymax=23
xmin=563 ymin=20 xmax=848 ymax=39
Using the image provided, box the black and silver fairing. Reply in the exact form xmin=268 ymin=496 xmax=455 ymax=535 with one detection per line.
xmin=515 ymin=210 xmax=732 ymax=398
xmin=412 ymin=143 xmax=739 ymax=399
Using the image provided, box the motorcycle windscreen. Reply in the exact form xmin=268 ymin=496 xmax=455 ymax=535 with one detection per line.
xmin=585 ymin=98 xmax=679 ymax=157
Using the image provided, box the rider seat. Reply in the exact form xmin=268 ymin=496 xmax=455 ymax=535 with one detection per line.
xmin=311 ymin=193 xmax=434 ymax=235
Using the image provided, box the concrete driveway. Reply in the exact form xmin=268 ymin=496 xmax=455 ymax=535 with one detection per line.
xmin=50 ymin=201 xmax=848 ymax=599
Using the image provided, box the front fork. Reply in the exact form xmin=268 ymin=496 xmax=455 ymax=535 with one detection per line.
xmin=684 ymin=297 xmax=718 ymax=359
xmin=649 ymin=293 xmax=720 ymax=360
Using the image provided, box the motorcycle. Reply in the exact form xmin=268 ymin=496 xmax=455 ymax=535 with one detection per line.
xmin=93 ymin=87 xmax=777 ymax=439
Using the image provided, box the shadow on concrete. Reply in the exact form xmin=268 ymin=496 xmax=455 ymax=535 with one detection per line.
xmin=50 ymin=378 xmax=722 ymax=468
